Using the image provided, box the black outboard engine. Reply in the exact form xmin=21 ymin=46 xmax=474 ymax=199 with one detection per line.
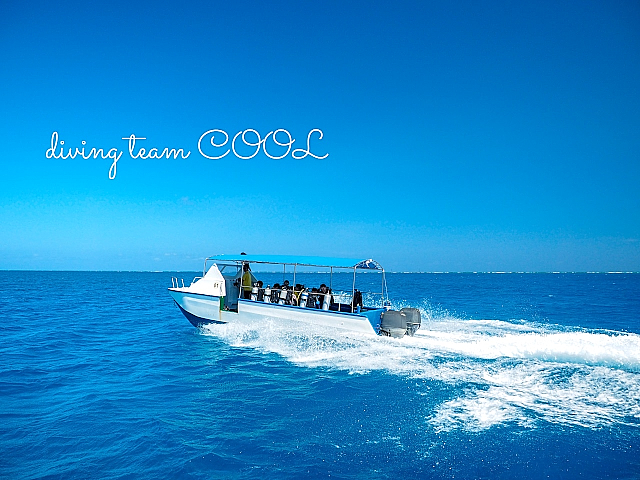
xmin=379 ymin=308 xmax=421 ymax=338
xmin=401 ymin=308 xmax=421 ymax=336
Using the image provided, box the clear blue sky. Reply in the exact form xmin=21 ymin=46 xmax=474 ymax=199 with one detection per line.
xmin=1 ymin=0 xmax=638 ymax=271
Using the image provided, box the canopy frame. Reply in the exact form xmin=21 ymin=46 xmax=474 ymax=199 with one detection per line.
xmin=202 ymin=254 xmax=388 ymax=309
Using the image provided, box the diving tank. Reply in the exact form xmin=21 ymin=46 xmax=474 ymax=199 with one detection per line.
xmin=322 ymin=293 xmax=330 ymax=310
xmin=299 ymin=291 xmax=308 ymax=308
xmin=279 ymin=288 xmax=288 ymax=305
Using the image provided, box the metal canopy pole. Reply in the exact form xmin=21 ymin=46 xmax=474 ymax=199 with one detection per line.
xmin=352 ymin=267 xmax=356 ymax=313
xmin=330 ymin=267 xmax=333 ymax=291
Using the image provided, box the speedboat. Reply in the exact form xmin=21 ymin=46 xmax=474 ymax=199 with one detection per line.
xmin=168 ymin=254 xmax=420 ymax=338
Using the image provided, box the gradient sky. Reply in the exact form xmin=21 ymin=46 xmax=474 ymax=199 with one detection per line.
xmin=1 ymin=0 xmax=639 ymax=271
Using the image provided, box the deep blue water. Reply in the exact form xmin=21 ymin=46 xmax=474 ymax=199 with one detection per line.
xmin=1 ymin=272 xmax=639 ymax=479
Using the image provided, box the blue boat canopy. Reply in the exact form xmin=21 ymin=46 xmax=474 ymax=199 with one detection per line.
xmin=206 ymin=254 xmax=383 ymax=270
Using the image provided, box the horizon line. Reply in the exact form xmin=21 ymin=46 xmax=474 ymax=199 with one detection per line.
xmin=0 ymin=269 xmax=638 ymax=274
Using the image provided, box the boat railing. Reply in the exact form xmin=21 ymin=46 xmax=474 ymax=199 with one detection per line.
xmin=243 ymin=287 xmax=379 ymax=313
xmin=171 ymin=277 xmax=186 ymax=289
xmin=330 ymin=291 xmax=352 ymax=304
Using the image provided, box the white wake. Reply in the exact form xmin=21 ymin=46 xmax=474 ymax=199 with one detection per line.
xmin=200 ymin=314 xmax=640 ymax=432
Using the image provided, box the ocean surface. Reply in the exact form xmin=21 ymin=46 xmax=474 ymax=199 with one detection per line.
xmin=1 ymin=271 xmax=639 ymax=479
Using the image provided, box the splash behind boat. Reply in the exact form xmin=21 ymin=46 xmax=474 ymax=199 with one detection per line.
xmin=168 ymin=254 xmax=420 ymax=338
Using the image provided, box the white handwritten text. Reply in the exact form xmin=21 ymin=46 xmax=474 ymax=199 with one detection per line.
xmin=198 ymin=128 xmax=328 ymax=160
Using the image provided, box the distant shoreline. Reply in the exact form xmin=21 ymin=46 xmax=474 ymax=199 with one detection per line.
xmin=1 ymin=270 xmax=638 ymax=274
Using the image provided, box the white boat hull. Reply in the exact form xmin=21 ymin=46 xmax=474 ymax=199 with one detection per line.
xmin=168 ymin=288 xmax=382 ymax=335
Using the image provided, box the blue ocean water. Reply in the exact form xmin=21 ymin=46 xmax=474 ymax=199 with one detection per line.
xmin=1 ymin=271 xmax=639 ymax=479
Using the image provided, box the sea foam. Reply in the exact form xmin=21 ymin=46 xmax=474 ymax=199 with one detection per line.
xmin=201 ymin=312 xmax=640 ymax=432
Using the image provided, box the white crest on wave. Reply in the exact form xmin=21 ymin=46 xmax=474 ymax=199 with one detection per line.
xmin=200 ymin=312 xmax=640 ymax=432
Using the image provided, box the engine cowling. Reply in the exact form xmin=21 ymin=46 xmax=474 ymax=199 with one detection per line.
xmin=379 ymin=308 xmax=421 ymax=338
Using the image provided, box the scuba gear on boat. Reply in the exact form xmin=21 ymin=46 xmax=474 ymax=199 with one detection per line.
xmin=351 ymin=290 xmax=363 ymax=310
xmin=299 ymin=291 xmax=308 ymax=308
xmin=263 ymin=286 xmax=271 ymax=303
xmin=279 ymin=288 xmax=288 ymax=305
xmin=322 ymin=292 xmax=331 ymax=310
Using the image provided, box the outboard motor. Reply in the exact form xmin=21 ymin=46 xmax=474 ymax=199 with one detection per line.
xmin=379 ymin=308 xmax=421 ymax=338
xmin=401 ymin=308 xmax=421 ymax=336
